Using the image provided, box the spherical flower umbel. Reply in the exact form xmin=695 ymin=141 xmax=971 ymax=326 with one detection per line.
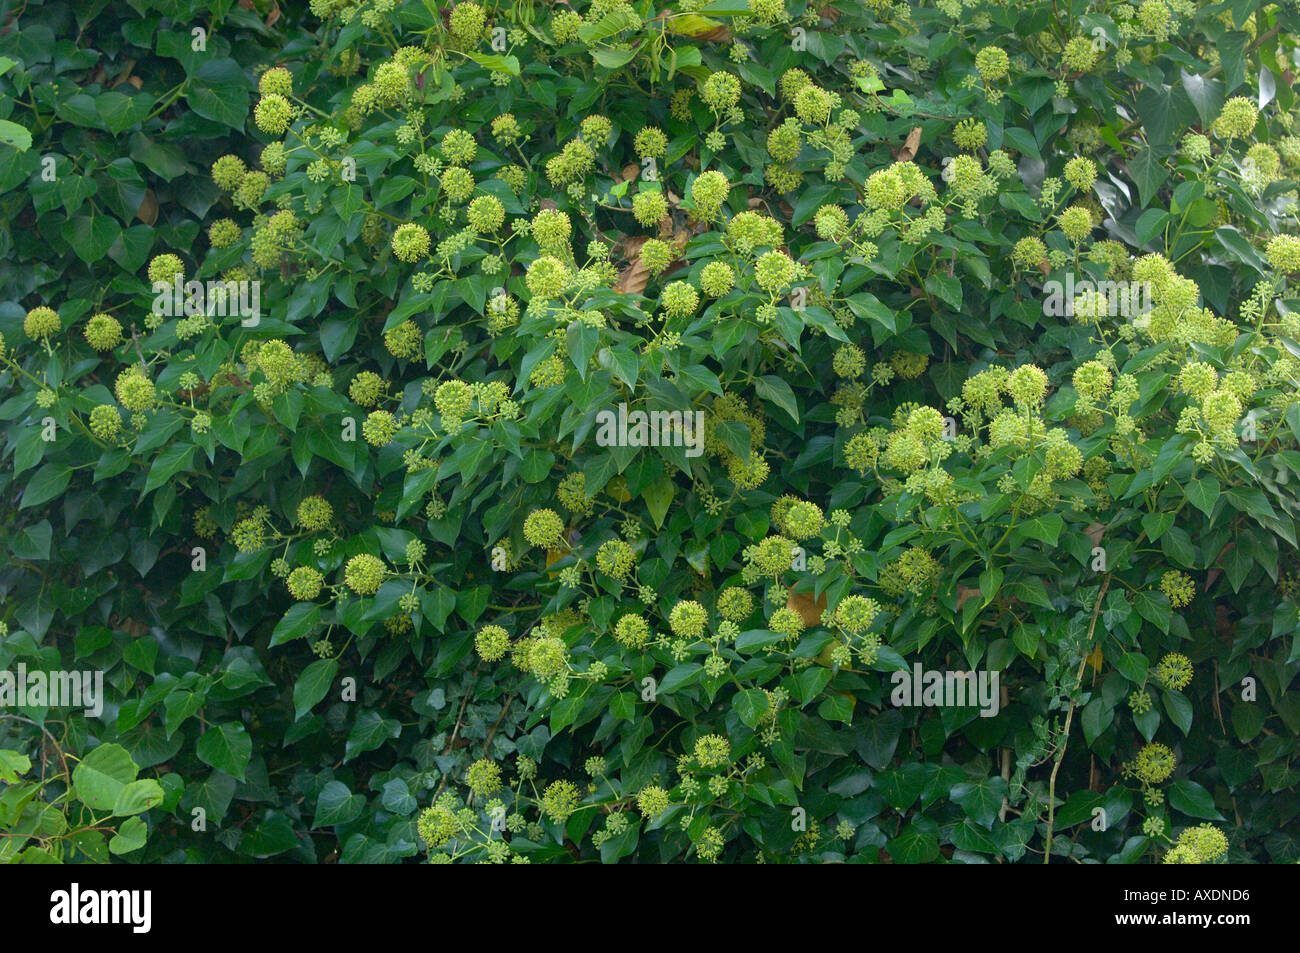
xmin=1007 ymin=364 xmax=1049 ymax=409
xmin=114 ymin=367 xmax=157 ymax=412
xmin=523 ymin=508 xmax=565 ymax=549
xmin=391 ymin=223 xmax=431 ymax=263
xmin=716 ymin=586 xmax=754 ymax=622
xmin=476 ymin=624 xmax=510 ymax=661
xmin=637 ymin=785 xmax=670 ymax=820
xmin=1212 ymin=97 xmax=1258 ymax=139
xmin=211 ymin=154 xmax=247 ymax=191
xmin=1058 ymin=205 xmax=1095 ymax=243
xmin=975 ymin=46 xmax=1010 ymax=82
xmin=89 ymin=404 xmax=122 ymax=440
xmin=1134 ymin=742 xmax=1176 ymax=785
xmin=254 ymin=94 xmax=292 ymax=134
xmin=668 ymin=600 xmax=708 ymax=639
xmin=287 ymin=566 xmax=324 ymax=601
xmin=344 ymin=554 xmax=387 ymax=596
xmin=295 ymin=495 xmax=334 ymax=531
xmin=693 ymin=734 xmax=731 ymax=769
xmin=700 ymin=261 xmax=736 ymax=297
xmin=449 ymin=2 xmax=487 ymax=43
xmin=611 ymin=613 xmax=650 ymax=649
xmin=634 ymin=126 xmax=668 ymax=160
xmin=24 ymin=306 xmax=60 ymax=341
xmin=1154 ymin=652 xmax=1193 ymax=691
xmin=691 ymin=170 xmax=730 ymax=217
xmin=1159 ymin=570 xmax=1195 ymax=609
xmin=540 ymin=780 xmax=581 ymax=823
xmin=465 ymin=759 xmax=502 ymax=797
xmin=1265 ymin=235 xmax=1300 ymax=273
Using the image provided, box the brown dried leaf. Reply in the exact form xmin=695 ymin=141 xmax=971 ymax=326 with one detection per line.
xmin=956 ymin=586 xmax=983 ymax=610
xmin=135 ymin=189 xmax=158 ymax=226
xmin=621 ymin=163 xmax=640 ymax=183
xmin=786 ymin=587 xmax=827 ymax=628
xmin=896 ymin=126 xmax=922 ymax=162
xmin=1084 ymin=522 xmax=1105 ymax=547
xmin=614 ymin=235 xmax=651 ymax=295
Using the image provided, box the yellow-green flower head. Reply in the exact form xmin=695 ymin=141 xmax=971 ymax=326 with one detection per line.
xmin=907 ymin=406 xmax=946 ymax=442
xmin=231 ymin=517 xmax=265 ymax=552
xmin=348 ymin=371 xmax=384 ymax=407
xmin=754 ymin=250 xmax=802 ymax=295
xmin=691 ymin=170 xmax=730 ymax=216
xmin=834 ymin=594 xmax=881 ymax=634
xmin=1166 ymin=824 xmax=1229 ymax=864
xmin=580 ymin=114 xmax=613 ymax=148
xmin=235 ymin=170 xmax=270 ymax=207
xmin=417 ymin=803 xmax=457 ymax=849
xmin=669 ymin=600 xmax=708 ymax=639
xmin=449 ymin=2 xmax=487 ymax=43
xmin=716 ymin=586 xmax=754 ymax=622
xmin=1011 ymin=236 xmax=1047 ymax=268
xmin=496 ymin=164 xmax=526 ymax=193
xmin=255 ymin=339 xmax=296 ymax=385
xmin=23 ymin=305 xmax=61 ymax=340
xmin=344 ymin=554 xmax=387 ymax=595
xmin=89 ymin=404 xmax=122 ymax=440
xmin=1134 ymin=742 xmax=1176 ymax=784
xmin=391 ymin=223 xmax=431 ymax=263
xmin=700 ymin=260 xmax=735 ymax=297
xmin=475 ymin=624 xmax=510 ymax=660
xmin=259 ymin=66 xmax=293 ymax=97
xmin=1159 ymin=570 xmax=1195 ymax=609
xmin=748 ymin=0 xmax=788 ymax=25
xmin=466 ymin=195 xmax=505 ymax=234
xmin=1212 ymin=96 xmax=1258 ymax=139
xmin=523 ymin=508 xmax=565 ymax=549
xmin=148 ymin=253 xmax=185 ymax=285
xmin=211 ymin=154 xmax=247 ymax=191
xmin=1007 ymin=364 xmax=1049 ymax=409
xmin=208 ymin=218 xmax=241 ymax=248
xmin=1137 ymin=0 xmax=1170 ymax=33
xmin=295 ymin=495 xmax=334 ymax=531
xmin=613 ymin=613 xmax=651 ymax=649
xmin=975 ymin=46 xmax=1010 ymax=82
xmin=1180 ymin=132 xmax=1211 ymax=161
xmin=833 ymin=343 xmax=866 ymax=379
xmin=633 ymin=189 xmax=668 ymax=227
xmin=383 ymin=320 xmax=422 ymax=360
xmin=362 ymin=410 xmax=397 ymax=446
xmin=768 ymin=606 xmax=804 ymax=638
xmin=1154 ymin=652 xmax=1193 ymax=691
xmin=815 ymin=204 xmax=850 ymax=242
xmin=693 ymin=734 xmax=731 ymax=769
xmin=1266 ymin=235 xmax=1300 ymax=273
xmin=440 ymin=129 xmax=477 ymax=165
xmin=596 ymin=538 xmax=636 ymax=579
xmin=465 ymin=758 xmax=502 ymax=797
xmin=254 ymin=94 xmax=292 ymax=134
xmin=1245 ymin=143 xmax=1281 ymax=181
xmin=880 ymin=546 xmax=940 ymax=597
xmin=636 ymin=785 xmax=670 ymax=820
xmin=1201 ymin=389 xmax=1241 ymax=439
xmin=287 ymin=566 xmax=324 ymax=600
xmin=701 ymin=71 xmax=741 ymax=113
xmin=794 ymin=84 xmax=833 ymax=124
xmin=767 ymin=119 xmax=802 ymax=163
xmin=1061 ymin=36 xmax=1099 ymax=72
xmin=948 ymin=154 xmax=986 ymax=199
xmin=751 ymin=535 xmax=794 ymax=575
xmin=661 ymin=280 xmax=699 ymax=317
xmin=531 ymin=208 xmax=572 ymax=251
xmin=1176 ymin=362 xmax=1217 ymax=400
xmin=1058 ymin=204 xmax=1094 ymax=243
xmin=783 ymin=500 xmax=825 ymax=539
xmin=551 ymin=8 xmax=583 ymax=43
xmin=525 ymin=255 xmax=571 ymax=300
xmin=114 ymin=367 xmax=157 ymax=412
xmin=953 ymin=117 xmax=987 ymax=151
xmin=1072 ymin=360 xmax=1113 ymax=403
xmin=540 ymin=779 xmax=581 ymax=823
xmin=491 ymin=113 xmax=520 ymax=145
xmin=865 ymin=168 xmax=907 ymax=211
xmin=1064 ymin=157 xmax=1097 ymax=191
xmin=440 ymin=165 xmax=475 ymax=202
xmin=634 ymin=126 xmax=668 ymax=160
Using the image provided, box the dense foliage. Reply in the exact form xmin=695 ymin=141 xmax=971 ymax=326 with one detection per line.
xmin=3 ymin=0 xmax=1300 ymax=864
